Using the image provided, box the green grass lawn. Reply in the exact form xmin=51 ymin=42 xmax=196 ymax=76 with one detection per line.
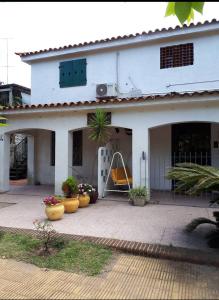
xmin=0 ymin=231 xmax=112 ymax=276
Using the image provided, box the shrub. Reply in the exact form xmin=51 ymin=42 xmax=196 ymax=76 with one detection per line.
xmin=128 ymin=187 xmax=148 ymax=199
xmin=62 ymin=176 xmax=78 ymax=198
xmin=33 ymin=219 xmax=56 ymax=255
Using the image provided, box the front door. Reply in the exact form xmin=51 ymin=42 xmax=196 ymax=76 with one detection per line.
xmin=172 ymin=122 xmax=211 ymax=166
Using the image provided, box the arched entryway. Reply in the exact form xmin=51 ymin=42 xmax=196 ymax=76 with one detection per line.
xmin=0 ymin=128 xmax=55 ymax=195
xmin=149 ymin=121 xmax=219 ymax=205
xmin=68 ymin=126 xmax=132 ymax=198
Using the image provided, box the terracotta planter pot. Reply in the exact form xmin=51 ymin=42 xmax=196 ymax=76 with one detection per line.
xmin=78 ymin=194 xmax=90 ymax=208
xmin=62 ymin=197 xmax=79 ymax=213
xmin=89 ymin=191 xmax=98 ymax=204
xmin=45 ymin=203 xmax=64 ymax=221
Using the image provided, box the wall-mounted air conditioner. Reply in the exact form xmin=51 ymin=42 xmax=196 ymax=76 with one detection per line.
xmin=96 ymin=83 xmax=117 ymax=98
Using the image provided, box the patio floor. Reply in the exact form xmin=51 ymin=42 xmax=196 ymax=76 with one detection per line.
xmin=0 ymin=184 xmax=217 ymax=252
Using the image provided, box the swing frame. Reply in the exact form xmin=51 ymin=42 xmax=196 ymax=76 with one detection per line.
xmin=102 ymin=151 xmax=132 ymax=198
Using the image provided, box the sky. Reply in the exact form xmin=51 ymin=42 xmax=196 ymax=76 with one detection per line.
xmin=0 ymin=2 xmax=218 ymax=88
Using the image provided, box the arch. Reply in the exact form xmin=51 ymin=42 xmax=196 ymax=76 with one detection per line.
xmin=4 ymin=127 xmax=55 ymax=135
xmin=149 ymin=120 xmax=219 ymax=130
xmin=68 ymin=125 xmax=132 ymax=133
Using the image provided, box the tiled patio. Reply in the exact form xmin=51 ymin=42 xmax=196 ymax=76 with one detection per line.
xmin=1 ymin=254 xmax=219 ymax=299
xmin=0 ymin=183 xmax=217 ymax=252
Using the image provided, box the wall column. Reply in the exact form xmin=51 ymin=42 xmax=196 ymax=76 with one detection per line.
xmin=132 ymin=127 xmax=150 ymax=198
xmin=27 ymin=135 xmax=35 ymax=184
xmin=55 ymin=130 xmax=71 ymax=195
xmin=0 ymin=133 xmax=10 ymax=192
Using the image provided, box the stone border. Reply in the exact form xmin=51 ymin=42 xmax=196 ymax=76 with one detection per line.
xmin=0 ymin=225 xmax=218 ymax=268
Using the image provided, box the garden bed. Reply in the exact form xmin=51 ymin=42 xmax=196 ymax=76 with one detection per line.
xmin=0 ymin=231 xmax=112 ymax=276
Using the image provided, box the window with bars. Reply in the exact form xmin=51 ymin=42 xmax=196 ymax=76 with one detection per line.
xmin=160 ymin=43 xmax=193 ymax=69
xmin=73 ymin=130 xmax=83 ymax=166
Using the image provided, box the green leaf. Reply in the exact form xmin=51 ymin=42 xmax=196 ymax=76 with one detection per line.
xmin=165 ymin=2 xmax=175 ymax=16
xmin=175 ymin=2 xmax=192 ymax=24
xmin=187 ymin=9 xmax=194 ymax=24
xmin=192 ymin=2 xmax=204 ymax=14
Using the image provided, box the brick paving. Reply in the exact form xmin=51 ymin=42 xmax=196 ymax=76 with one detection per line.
xmin=0 ymin=254 xmax=219 ymax=299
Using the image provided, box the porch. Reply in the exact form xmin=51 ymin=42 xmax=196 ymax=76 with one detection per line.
xmin=0 ymin=190 xmax=216 ymax=252
xmin=1 ymin=98 xmax=219 ymax=201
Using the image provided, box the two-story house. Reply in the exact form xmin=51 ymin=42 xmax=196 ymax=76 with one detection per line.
xmin=1 ymin=19 xmax=219 ymax=198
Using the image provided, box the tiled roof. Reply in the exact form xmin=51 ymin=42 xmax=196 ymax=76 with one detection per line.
xmin=1 ymin=90 xmax=219 ymax=112
xmin=16 ymin=19 xmax=219 ymax=58
xmin=0 ymin=83 xmax=31 ymax=94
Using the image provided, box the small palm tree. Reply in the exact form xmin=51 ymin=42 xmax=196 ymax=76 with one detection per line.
xmin=88 ymin=109 xmax=111 ymax=184
xmin=167 ymin=163 xmax=219 ymax=199
xmin=167 ymin=162 xmax=219 ymax=248
xmin=88 ymin=109 xmax=111 ymax=146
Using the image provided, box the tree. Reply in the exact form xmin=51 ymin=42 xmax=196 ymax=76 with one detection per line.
xmin=166 ymin=2 xmax=205 ymax=25
xmin=88 ymin=109 xmax=111 ymax=146
xmin=0 ymin=116 xmax=8 ymax=127
xmin=88 ymin=109 xmax=111 ymax=185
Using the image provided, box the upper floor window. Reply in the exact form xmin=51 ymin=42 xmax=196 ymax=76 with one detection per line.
xmin=160 ymin=43 xmax=193 ymax=69
xmin=59 ymin=58 xmax=87 ymax=88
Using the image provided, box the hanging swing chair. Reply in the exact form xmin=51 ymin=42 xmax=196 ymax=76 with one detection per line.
xmin=103 ymin=151 xmax=132 ymax=197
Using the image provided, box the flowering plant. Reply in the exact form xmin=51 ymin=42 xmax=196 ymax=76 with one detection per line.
xmin=78 ymin=183 xmax=96 ymax=196
xmin=43 ymin=195 xmax=61 ymax=206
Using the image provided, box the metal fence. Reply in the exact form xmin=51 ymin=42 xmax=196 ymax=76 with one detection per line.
xmin=150 ymin=152 xmax=218 ymax=207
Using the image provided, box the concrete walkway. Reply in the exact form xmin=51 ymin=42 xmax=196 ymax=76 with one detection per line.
xmin=0 ymin=193 xmax=216 ymax=252
xmin=0 ymin=254 xmax=219 ymax=299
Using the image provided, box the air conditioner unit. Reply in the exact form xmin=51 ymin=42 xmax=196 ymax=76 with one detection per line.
xmin=96 ymin=83 xmax=117 ymax=98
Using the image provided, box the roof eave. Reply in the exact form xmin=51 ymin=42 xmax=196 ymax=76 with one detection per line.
xmin=1 ymin=93 xmax=219 ymax=116
xmin=16 ymin=21 xmax=219 ymax=64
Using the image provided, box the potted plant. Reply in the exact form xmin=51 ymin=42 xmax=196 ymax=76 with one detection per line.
xmin=43 ymin=195 xmax=64 ymax=221
xmin=128 ymin=187 xmax=149 ymax=207
xmin=61 ymin=176 xmax=79 ymax=213
xmin=78 ymin=183 xmax=91 ymax=207
xmin=78 ymin=183 xmax=98 ymax=204
xmin=89 ymin=185 xmax=99 ymax=204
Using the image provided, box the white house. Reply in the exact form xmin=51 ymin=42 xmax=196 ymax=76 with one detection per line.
xmin=1 ymin=19 xmax=219 ymax=198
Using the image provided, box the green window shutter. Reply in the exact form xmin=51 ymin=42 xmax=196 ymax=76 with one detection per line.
xmin=59 ymin=59 xmax=87 ymax=88
xmin=72 ymin=59 xmax=87 ymax=86
xmin=59 ymin=61 xmax=74 ymax=88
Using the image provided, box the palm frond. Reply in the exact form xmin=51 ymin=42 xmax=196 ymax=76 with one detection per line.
xmin=167 ymin=163 xmax=219 ymax=195
xmin=185 ymin=218 xmax=217 ymax=232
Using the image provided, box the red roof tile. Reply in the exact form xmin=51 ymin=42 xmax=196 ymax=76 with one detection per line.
xmin=1 ymin=90 xmax=219 ymax=112
xmin=15 ymin=19 xmax=219 ymax=58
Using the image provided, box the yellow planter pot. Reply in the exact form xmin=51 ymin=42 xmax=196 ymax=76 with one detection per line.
xmin=78 ymin=194 xmax=90 ymax=208
xmin=62 ymin=197 xmax=79 ymax=213
xmin=45 ymin=203 xmax=64 ymax=221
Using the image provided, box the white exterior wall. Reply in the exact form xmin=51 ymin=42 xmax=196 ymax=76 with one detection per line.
xmin=2 ymin=98 xmax=219 ymax=193
xmin=30 ymin=34 xmax=219 ymax=104
xmin=21 ymin=92 xmax=31 ymax=105
xmin=29 ymin=126 xmax=132 ymax=187
xmin=150 ymin=125 xmax=171 ymax=190
xmin=35 ymin=130 xmax=54 ymax=185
